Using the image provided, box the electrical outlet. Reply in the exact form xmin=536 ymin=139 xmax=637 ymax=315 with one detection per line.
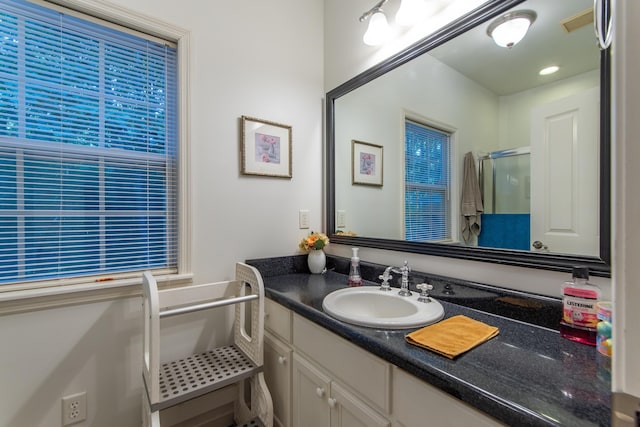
xmin=62 ymin=392 xmax=87 ymax=426
xmin=299 ymin=210 xmax=310 ymax=229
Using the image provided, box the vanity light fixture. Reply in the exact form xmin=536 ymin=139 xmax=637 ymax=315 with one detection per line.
xmin=360 ymin=0 xmax=432 ymax=45
xmin=395 ymin=0 xmax=427 ymax=26
xmin=360 ymin=0 xmax=391 ymax=46
xmin=487 ymin=10 xmax=537 ymax=48
xmin=539 ymin=65 xmax=559 ymax=75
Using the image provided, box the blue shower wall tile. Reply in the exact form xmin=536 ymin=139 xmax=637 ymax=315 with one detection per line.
xmin=478 ymin=213 xmax=530 ymax=250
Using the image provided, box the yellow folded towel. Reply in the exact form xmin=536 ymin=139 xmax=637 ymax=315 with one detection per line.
xmin=405 ymin=315 xmax=499 ymax=359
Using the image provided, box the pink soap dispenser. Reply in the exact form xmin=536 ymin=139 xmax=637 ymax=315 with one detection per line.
xmin=348 ymin=247 xmax=362 ymax=287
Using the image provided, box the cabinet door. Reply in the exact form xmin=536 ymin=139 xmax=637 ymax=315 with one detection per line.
xmin=392 ymin=367 xmax=505 ymax=427
xmin=330 ymin=382 xmax=390 ymax=427
xmin=292 ymin=354 xmax=331 ymax=427
xmin=264 ymin=332 xmax=292 ymax=427
xmin=293 ymin=313 xmax=390 ymax=413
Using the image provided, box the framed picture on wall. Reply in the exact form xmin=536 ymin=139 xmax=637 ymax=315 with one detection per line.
xmin=241 ymin=115 xmax=292 ymax=178
xmin=352 ymin=140 xmax=383 ymax=186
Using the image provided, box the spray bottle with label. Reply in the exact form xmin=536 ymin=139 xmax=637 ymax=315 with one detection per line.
xmin=560 ymin=266 xmax=601 ymax=346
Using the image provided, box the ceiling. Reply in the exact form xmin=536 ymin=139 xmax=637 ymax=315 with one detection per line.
xmin=428 ymin=0 xmax=600 ymax=96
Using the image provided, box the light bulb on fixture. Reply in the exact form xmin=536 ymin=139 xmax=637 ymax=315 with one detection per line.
xmin=395 ymin=0 xmax=426 ymax=27
xmin=487 ymin=10 xmax=537 ymax=48
xmin=362 ymin=7 xmax=390 ymax=46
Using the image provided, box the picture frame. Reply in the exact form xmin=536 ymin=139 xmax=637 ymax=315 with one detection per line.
xmin=241 ymin=115 xmax=292 ymax=178
xmin=352 ymin=140 xmax=383 ymax=186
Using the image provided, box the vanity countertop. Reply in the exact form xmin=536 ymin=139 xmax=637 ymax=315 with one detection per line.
xmin=256 ymin=269 xmax=611 ymax=427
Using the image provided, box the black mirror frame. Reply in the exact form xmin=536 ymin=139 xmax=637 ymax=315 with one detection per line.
xmin=325 ymin=0 xmax=611 ymax=277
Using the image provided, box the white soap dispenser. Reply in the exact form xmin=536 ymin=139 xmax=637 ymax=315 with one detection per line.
xmin=348 ymin=247 xmax=362 ymax=287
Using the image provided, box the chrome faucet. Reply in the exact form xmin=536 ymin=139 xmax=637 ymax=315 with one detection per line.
xmin=391 ymin=261 xmax=412 ymax=296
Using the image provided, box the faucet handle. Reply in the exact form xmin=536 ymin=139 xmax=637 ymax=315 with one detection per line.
xmin=378 ymin=268 xmax=393 ymax=291
xmin=416 ymin=282 xmax=433 ymax=303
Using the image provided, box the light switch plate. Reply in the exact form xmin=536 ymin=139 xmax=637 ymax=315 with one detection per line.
xmin=299 ymin=210 xmax=310 ymax=229
xmin=337 ymin=210 xmax=346 ymax=228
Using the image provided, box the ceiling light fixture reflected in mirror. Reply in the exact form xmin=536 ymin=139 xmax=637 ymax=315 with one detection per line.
xmin=487 ymin=10 xmax=537 ymax=48
xmin=539 ymin=65 xmax=560 ymax=75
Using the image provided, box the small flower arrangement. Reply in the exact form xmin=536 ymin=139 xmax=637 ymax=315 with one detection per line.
xmin=335 ymin=229 xmax=357 ymax=236
xmin=299 ymin=231 xmax=329 ymax=251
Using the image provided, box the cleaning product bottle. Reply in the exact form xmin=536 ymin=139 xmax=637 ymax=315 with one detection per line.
xmin=560 ymin=266 xmax=601 ymax=346
xmin=348 ymin=247 xmax=362 ymax=286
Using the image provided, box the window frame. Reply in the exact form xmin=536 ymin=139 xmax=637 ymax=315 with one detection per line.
xmin=0 ymin=0 xmax=191 ymax=311
xmin=402 ymin=116 xmax=457 ymax=243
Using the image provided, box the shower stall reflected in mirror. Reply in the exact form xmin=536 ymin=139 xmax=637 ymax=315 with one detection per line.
xmin=478 ymin=147 xmax=531 ymax=251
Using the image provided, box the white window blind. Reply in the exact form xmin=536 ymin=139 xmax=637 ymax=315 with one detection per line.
xmin=404 ymin=120 xmax=451 ymax=242
xmin=0 ymin=0 xmax=178 ymax=284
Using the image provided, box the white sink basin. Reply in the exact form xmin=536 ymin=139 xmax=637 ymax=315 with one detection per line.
xmin=322 ymin=286 xmax=444 ymax=329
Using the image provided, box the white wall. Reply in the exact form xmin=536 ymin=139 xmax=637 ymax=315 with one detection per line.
xmin=498 ymin=69 xmax=600 ymax=150
xmin=0 ymin=299 xmax=142 ymax=427
xmin=323 ymin=0 xmax=611 ymax=299
xmin=0 ymin=0 xmax=324 ymax=426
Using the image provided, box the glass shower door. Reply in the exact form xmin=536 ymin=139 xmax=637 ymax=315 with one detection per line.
xmin=478 ymin=148 xmax=530 ymax=250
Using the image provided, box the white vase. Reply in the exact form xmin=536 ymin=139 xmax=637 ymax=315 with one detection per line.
xmin=307 ymin=249 xmax=326 ymax=274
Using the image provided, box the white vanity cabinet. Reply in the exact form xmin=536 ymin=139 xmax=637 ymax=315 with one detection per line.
xmin=264 ymin=299 xmax=504 ymax=427
xmin=264 ymin=299 xmax=293 ymax=427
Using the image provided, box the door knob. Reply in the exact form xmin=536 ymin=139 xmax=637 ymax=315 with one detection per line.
xmin=532 ymin=240 xmax=548 ymax=250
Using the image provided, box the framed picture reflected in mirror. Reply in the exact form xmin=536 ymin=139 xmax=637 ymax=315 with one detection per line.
xmin=352 ymin=140 xmax=383 ymax=187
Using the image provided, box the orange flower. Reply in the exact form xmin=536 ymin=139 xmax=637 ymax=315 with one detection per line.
xmin=299 ymin=231 xmax=329 ymax=251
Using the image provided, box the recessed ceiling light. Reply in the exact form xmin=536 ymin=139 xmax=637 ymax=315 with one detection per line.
xmin=539 ymin=66 xmax=559 ymax=76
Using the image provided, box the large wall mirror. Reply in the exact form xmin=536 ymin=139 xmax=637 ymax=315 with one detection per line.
xmin=326 ymin=0 xmax=611 ymax=276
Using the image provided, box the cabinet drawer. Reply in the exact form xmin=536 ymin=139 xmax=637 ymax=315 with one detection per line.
xmin=265 ymin=298 xmax=292 ymax=343
xmin=293 ymin=313 xmax=390 ymax=413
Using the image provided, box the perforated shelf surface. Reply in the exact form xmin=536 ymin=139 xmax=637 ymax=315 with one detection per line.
xmin=231 ymin=418 xmax=265 ymax=427
xmin=150 ymin=345 xmax=261 ymax=412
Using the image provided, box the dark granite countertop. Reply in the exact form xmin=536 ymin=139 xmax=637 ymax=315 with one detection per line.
xmin=248 ymin=256 xmax=611 ymax=427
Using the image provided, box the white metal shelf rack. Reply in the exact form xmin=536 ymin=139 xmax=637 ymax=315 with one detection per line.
xmin=142 ymin=262 xmax=273 ymax=427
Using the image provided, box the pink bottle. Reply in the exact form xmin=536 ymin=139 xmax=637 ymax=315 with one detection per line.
xmin=560 ymin=266 xmax=601 ymax=346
